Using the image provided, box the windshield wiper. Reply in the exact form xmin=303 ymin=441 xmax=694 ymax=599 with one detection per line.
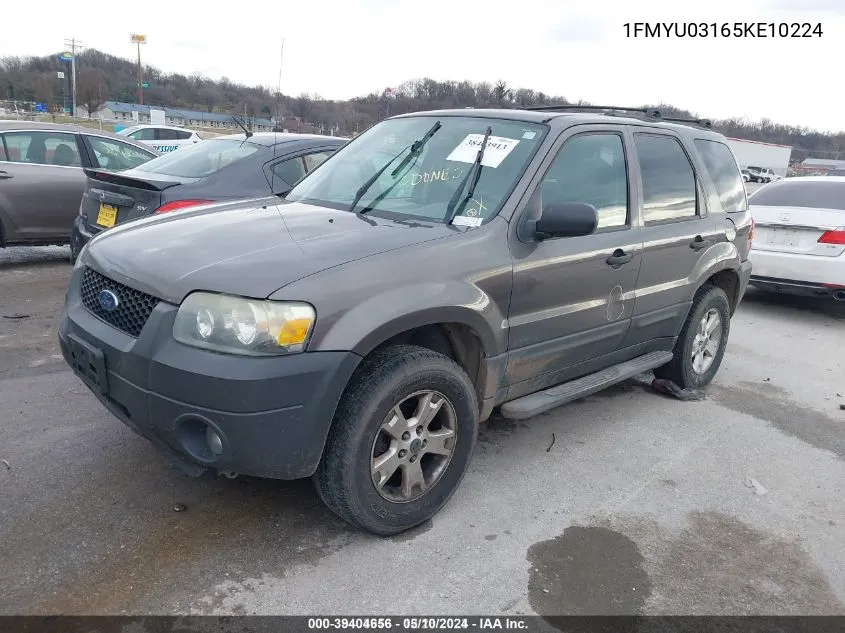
xmin=347 ymin=121 xmax=441 ymax=214
xmin=390 ymin=121 xmax=441 ymax=177
xmin=444 ymin=126 xmax=492 ymax=223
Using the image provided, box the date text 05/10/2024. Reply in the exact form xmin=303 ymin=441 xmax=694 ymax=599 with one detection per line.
xmin=623 ymin=22 xmax=823 ymax=38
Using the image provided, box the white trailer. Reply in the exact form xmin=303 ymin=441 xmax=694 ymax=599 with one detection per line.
xmin=726 ymin=137 xmax=792 ymax=177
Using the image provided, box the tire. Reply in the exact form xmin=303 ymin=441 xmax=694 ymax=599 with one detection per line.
xmin=654 ymin=285 xmax=731 ymax=390
xmin=313 ymin=344 xmax=479 ymax=535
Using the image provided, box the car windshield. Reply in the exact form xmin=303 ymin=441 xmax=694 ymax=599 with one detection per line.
xmin=749 ymin=179 xmax=845 ymax=210
xmin=134 ymin=138 xmax=264 ymax=178
xmin=285 ymin=115 xmax=547 ymax=223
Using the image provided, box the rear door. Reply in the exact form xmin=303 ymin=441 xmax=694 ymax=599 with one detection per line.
xmin=749 ymin=179 xmax=845 ymax=259
xmin=0 ymin=130 xmax=87 ymax=241
xmin=623 ymin=128 xmax=721 ymax=348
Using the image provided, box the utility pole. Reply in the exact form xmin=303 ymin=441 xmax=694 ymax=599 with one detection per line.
xmin=64 ymin=38 xmax=82 ymax=118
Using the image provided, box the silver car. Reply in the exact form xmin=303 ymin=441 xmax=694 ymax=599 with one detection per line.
xmin=0 ymin=121 xmax=158 ymax=248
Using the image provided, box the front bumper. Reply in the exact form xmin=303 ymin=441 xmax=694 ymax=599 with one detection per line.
xmin=58 ymin=266 xmax=361 ymax=479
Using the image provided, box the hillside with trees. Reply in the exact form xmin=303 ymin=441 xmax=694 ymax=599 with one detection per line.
xmin=1 ymin=49 xmax=844 ymax=161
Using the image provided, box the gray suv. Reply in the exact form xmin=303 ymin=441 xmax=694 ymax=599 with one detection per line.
xmin=59 ymin=106 xmax=753 ymax=535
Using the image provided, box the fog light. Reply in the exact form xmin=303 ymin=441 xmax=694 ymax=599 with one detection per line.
xmin=206 ymin=426 xmax=223 ymax=455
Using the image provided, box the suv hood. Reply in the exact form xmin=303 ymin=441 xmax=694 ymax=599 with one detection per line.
xmin=82 ymin=198 xmax=456 ymax=304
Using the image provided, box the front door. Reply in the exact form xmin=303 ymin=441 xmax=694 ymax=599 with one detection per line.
xmin=0 ymin=130 xmax=86 ymax=241
xmin=506 ymin=126 xmax=643 ymax=398
xmin=621 ymin=128 xmax=721 ymax=348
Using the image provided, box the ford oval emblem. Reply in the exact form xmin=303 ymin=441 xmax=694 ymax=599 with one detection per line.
xmin=98 ymin=289 xmax=120 ymax=312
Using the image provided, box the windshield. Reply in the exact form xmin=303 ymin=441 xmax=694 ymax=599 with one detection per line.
xmin=749 ymin=179 xmax=845 ymax=211
xmin=285 ymin=116 xmax=547 ymax=223
xmin=134 ymin=138 xmax=264 ymax=178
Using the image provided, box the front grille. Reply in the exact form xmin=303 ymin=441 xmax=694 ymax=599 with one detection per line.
xmin=80 ymin=267 xmax=161 ymax=337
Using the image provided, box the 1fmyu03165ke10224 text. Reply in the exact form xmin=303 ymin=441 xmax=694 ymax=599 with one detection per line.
xmin=624 ymin=22 xmax=823 ymax=38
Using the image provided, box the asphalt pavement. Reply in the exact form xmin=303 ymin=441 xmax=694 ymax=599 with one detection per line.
xmin=1 ymin=242 xmax=843 ymax=618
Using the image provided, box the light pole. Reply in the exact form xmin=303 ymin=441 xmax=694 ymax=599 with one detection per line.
xmin=130 ymin=34 xmax=147 ymax=105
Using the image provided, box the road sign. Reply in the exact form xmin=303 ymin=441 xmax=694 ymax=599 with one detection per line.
xmin=34 ymin=102 xmax=47 ymax=113
xmin=57 ymin=71 xmax=65 ymax=79
xmin=140 ymin=81 xmax=150 ymax=88
xmin=130 ymin=34 xmax=147 ymax=44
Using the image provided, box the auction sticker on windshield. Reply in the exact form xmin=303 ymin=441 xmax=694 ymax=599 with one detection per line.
xmin=447 ymin=134 xmax=519 ymax=168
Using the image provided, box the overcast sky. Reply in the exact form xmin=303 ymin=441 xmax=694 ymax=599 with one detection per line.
xmin=3 ymin=0 xmax=843 ymax=132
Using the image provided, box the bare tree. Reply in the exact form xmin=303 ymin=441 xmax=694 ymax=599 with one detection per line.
xmin=77 ymin=67 xmax=108 ymax=116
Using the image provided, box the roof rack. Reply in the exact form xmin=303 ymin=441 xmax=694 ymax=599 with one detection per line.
xmin=524 ymin=104 xmax=713 ymax=129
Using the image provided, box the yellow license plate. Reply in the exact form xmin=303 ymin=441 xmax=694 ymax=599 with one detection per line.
xmin=96 ymin=204 xmax=117 ymax=228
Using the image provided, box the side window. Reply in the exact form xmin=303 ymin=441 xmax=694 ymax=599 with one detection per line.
xmin=175 ymin=130 xmax=193 ymax=140
xmin=156 ymin=128 xmax=180 ymax=141
xmin=86 ymin=136 xmax=156 ymax=171
xmin=271 ymin=157 xmax=307 ymax=186
xmin=634 ymin=134 xmax=697 ymax=223
xmin=129 ymin=128 xmax=156 ymax=141
xmin=693 ymin=139 xmax=747 ymax=213
xmin=2 ymin=131 xmax=81 ymax=167
xmin=303 ymin=151 xmax=333 ymax=172
xmin=538 ymin=133 xmax=629 ymax=230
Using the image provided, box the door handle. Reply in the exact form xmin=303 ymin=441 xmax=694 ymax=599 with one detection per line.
xmin=690 ymin=235 xmax=712 ymax=251
xmin=606 ymin=249 xmax=633 ymax=268
xmin=0 ymin=170 xmax=13 ymax=179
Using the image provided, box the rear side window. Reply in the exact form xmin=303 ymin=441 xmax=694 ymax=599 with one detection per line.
xmin=1 ymin=131 xmax=81 ymax=167
xmin=175 ymin=130 xmax=193 ymax=140
xmin=694 ymin=139 xmax=747 ymax=213
xmin=156 ymin=128 xmax=180 ymax=141
xmin=136 ymin=139 xmax=262 ymax=178
xmin=749 ymin=180 xmax=845 ymax=211
xmin=634 ymin=134 xmax=697 ymax=223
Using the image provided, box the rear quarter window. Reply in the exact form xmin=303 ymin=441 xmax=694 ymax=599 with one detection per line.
xmin=694 ymin=139 xmax=747 ymax=213
xmin=749 ymin=180 xmax=845 ymax=211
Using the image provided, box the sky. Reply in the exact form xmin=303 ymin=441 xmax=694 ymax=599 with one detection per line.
xmin=2 ymin=0 xmax=844 ymax=132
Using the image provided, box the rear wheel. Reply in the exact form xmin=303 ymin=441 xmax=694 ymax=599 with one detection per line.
xmin=313 ymin=344 xmax=478 ymax=535
xmin=654 ymin=285 xmax=731 ymax=389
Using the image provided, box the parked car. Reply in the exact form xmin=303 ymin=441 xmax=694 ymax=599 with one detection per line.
xmin=824 ymin=167 xmax=845 ymax=177
xmin=747 ymin=176 xmax=845 ymax=301
xmin=116 ymin=124 xmax=202 ymax=153
xmin=61 ymin=107 xmax=753 ymax=535
xmin=746 ymin=166 xmax=774 ymax=183
xmin=0 ymin=121 xmax=158 ymax=249
xmin=70 ymin=132 xmax=346 ymax=262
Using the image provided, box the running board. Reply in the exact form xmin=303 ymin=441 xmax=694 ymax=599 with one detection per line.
xmin=500 ymin=351 xmax=674 ymax=420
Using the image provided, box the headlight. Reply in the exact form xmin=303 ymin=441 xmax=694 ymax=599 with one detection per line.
xmin=173 ymin=292 xmax=315 ymax=356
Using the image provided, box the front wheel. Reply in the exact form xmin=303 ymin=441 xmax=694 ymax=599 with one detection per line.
xmin=654 ymin=285 xmax=731 ymax=390
xmin=313 ymin=344 xmax=478 ymax=535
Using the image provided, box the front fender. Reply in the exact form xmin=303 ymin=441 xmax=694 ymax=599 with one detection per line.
xmin=309 ymin=281 xmax=506 ymax=358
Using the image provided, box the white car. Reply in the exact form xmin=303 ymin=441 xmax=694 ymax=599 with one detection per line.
xmin=748 ymin=176 xmax=845 ymax=302
xmin=115 ymin=124 xmax=201 ymax=153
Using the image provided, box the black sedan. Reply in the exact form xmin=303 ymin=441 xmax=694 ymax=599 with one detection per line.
xmin=71 ymin=132 xmax=347 ymax=261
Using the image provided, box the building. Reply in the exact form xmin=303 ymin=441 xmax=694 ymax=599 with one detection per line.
xmin=94 ymin=101 xmax=275 ymax=132
xmin=797 ymin=158 xmax=845 ymax=175
xmin=725 ymin=137 xmax=792 ymax=176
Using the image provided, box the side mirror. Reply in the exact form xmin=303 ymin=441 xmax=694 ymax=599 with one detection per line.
xmin=534 ymin=202 xmax=598 ymax=240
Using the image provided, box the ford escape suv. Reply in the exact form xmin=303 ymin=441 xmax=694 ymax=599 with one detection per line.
xmin=59 ymin=105 xmax=753 ymax=535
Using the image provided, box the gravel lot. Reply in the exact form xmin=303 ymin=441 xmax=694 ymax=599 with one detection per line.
xmin=1 ymin=237 xmax=843 ymax=618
